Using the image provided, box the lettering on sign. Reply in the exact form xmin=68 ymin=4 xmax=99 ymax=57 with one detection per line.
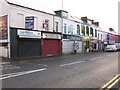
xmin=18 ymin=30 xmax=41 ymax=38
xmin=43 ymin=33 xmax=61 ymax=39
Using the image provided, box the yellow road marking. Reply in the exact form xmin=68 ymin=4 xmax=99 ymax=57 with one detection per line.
xmin=101 ymin=74 xmax=120 ymax=89
xmin=107 ymin=77 xmax=120 ymax=89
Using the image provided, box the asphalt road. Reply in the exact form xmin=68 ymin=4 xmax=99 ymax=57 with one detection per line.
xmin=1 ymin=51 xmax=119 ymax=88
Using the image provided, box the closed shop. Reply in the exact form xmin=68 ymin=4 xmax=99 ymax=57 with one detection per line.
xmin=17 ymin=30 xmax=41 ymax=58
xmin=18 ymin=38 xmax=41 ymax=58
xmin=62 ymin=34 xmax=82 ymax=54
xmin=62 ymin=40 xmax=74 ymax=53
xmin=41 ymin=32 xmax=62 ymax=56
xmin=10 ymin=28 xmax=41 ymax=59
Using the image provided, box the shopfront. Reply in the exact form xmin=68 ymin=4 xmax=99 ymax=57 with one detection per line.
xmin=82 ymin=36 xmax=91 ymax=52
xmin=62 ymin=34 xmax=82 ymax=54
xmin=41 ymin=31 xmax=62 ymax=56
xmin=90 ymin=37 xmax=98 ymax=52
xmin=10 ymin=28 xmax=41 ymax=59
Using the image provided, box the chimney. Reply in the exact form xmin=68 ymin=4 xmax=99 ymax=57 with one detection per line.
xmin=93 ymin=22 xmax=99 ymax=26
xmin=109 ymin=28 xmax=114 ymax=32
xmin=91 ymin=19 xmax=94 ymax=24
xmin=81 ymin=16 xmax=87 ymax=23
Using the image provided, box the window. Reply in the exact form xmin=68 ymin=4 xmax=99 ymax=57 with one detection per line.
xmin=98 ymin=33 xmax=99 ymax=39
xmin=90 ymin=27 xmax=93 ymax=37
xmin=43 ymin=19 xmax=49 ymax=31
xmin=86 ymin=26 xmax=89 ymax=36
xmin=77 ymin=24 xmax=80 ymax=35
xmin=68 ymin=25 xmax=73 ymax=34
xmin=55 ymin=22 xmax=58 ymax=32
xmin=81 ymin=25 xmax=85 ymax=35
xmin=95 ymin=29 xmax=97 ymax=37
xmin=62 ymin=11 xmax=68 ymax=18
xmin=64 ymin=23 xmax=67 ymax=34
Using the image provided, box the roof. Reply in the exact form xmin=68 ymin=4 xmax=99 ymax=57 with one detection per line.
xmin=68 ymin=14 xmax=83 ymax=23
xmin=6 ymin=0 xmax=55 ymax=15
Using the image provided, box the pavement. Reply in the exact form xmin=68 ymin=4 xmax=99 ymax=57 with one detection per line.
xmin=0 ymin=51 xmax=119 ymax=89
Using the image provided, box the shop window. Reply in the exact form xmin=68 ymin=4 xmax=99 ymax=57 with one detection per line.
xmin=77 ymin=24 xmax=80 ymax=35
xmin=90 ymin=27 xmax=93 ymax=37
xmin=81 ymin=25 xmax=85 ymax=35
xmin=86 ymin=26 xmax=89 ymax=36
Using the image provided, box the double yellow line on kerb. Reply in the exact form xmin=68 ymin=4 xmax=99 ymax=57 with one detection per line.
xmin=100 ymin=74 xmax=120 ymax=90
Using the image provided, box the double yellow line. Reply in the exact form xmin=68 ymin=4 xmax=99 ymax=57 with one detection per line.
xmin=100 ymin=74 xmax=120 ymax=90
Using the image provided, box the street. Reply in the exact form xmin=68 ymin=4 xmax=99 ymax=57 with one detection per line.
xmin=1 ymin=52 xmax=119 ymax=88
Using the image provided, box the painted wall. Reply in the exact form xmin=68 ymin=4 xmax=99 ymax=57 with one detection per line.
xmin=54 ymin=16 xmax=62 ymax=33
xmin=9 ymin=4 xmax=54 ymax=32
xmin=0 ymin=0 xmax=10 ymax=16
xmin=63 ymin=19 xmax=76 ymax=35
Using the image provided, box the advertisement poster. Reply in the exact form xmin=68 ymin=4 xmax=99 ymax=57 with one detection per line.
xmin=0 ymin=15 xmax=8 ymax=40
xmin=25 ymin=16 xmax=34 ymax=29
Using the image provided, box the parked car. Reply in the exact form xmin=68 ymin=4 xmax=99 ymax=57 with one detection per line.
xmin=105 ymin=45 xmax=117 ymax=52
xmin=114 ymin=43 xmax=120 ymax=51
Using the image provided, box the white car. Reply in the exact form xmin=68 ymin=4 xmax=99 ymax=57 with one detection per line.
xmin=105 ymin=45 xmax=117 ymax=52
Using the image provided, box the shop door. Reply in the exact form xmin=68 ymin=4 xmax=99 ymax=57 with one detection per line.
xmin=42 ymin=39 xmax=61 ymax=56
xmin=18 ymin=38 xmax=41 ymax=58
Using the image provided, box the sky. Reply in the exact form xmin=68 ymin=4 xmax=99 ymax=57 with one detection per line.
xmin=14 ymin=0 xmax=119 ymax=33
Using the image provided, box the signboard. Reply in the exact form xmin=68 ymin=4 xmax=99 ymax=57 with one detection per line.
xmin=25 ymin=16 xmax=34 ymax=29
xmin=63 ymin=34 xmax=82 ymax=41
xmin=18 ymin=30 xmax=41 ymax=38
xmin=42 ymin=33 xmax=61 ymax=39
xmin=67 ymin=35 xmax=82 ymax=41
xmin=0 ymin=15 xmax=8 ymax=41
xmin=82 ymin=36 xmax=91 ymax=41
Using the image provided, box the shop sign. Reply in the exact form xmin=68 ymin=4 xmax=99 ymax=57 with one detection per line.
xmin=66 ymin=35 xmax=82 ymax=41
xmin=82 ymin=36 xmax=91 ymax=40
xmin=25 ymin=16 xmax=34 ymax=29
xmin=42 ymin=33 xmax=61 ymax=39
xmin=18 ymin=30 xmax=41 ymax=38
xmin=0 ymin=15 xmax=8 ymax=41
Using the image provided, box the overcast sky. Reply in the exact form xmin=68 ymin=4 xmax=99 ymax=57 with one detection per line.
xmin=23 ymin=0 xmax=119 ymax=32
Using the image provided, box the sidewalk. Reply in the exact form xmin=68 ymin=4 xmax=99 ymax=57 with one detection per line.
xmin=0 ymin=51 xmax=104 ymax=63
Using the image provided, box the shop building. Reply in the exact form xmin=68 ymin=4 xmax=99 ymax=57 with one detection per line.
xmin=0 ymin=0 xmax=63 ymax=59
xmin=62 ymin=34 xmax=82 ymax=54
xmin=10 ymin=28 xmax=41 ymax=59
xmin=41 ymin=31 xmax=62 ymax=56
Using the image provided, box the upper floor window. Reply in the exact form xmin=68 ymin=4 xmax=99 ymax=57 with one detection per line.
xmin=90 ymin=27 xmax=93 ymax=37
xmin=77 ymin=24 xmax=80 ymax=35
xmin=62 ymin=11 xmax=68 ymax=18
xmin=43 ymin=19 xmax=49 ymax=31
xmin=95 ymin=29 xmax=97 ymax=37
xmin=64 ymin=23 xmax=67 ymax=34
xmin=81 ymin=25 xmax=85 ymax=35
xmin=86 ymin=26 xmax=89 ymax=36
xmin=55 ymin=22 xmax=58 ymax=32
xmin=98 ymin=33 xmax=100 ymax=39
